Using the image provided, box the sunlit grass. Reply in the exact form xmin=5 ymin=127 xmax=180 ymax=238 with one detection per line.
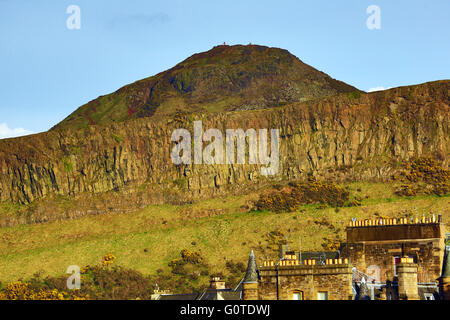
xmin=0 ymin=183 xmax=448 ymax=286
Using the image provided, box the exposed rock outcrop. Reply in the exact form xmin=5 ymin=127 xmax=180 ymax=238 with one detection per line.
xmin=0 ymin=80 xmax=448 ymax=227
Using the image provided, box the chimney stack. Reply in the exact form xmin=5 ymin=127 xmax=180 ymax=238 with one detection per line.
xmin=210 ymin=277 xmax=226 ymax=290
xmin=397 ymin=258 xmax=420 ymax=300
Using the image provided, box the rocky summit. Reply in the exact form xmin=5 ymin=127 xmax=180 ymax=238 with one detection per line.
xmin=0 ymin=45 xmax=448 ymax=226
xmin=52 ymin=45 xmax=358 ymax=130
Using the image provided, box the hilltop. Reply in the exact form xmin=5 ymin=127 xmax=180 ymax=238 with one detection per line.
xmin=52 ymin=44 xmax=359 ymax=130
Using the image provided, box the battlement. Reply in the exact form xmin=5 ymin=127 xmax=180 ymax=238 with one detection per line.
xmin=346 ymin=215 xmax=445 ymax=242
xmin=325 ymin=258 xmax=348 ymax=265
xmin=348 ymin=214 xmax=441 ymax=228
xmin=262 ymin=255 xmax=349 ymax=268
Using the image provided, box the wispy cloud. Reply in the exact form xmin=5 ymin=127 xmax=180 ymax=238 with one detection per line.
xmin=367 ymin=86 xmax=391 ymax=92
xmin=108 ymin=12 xmax=170 ymax=28
xmin=0 ymin=123 xmax=34 ymax=139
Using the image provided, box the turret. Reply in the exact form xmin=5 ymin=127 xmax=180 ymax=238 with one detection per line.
xmin=242 ymin=250 xmax=259 ymax=300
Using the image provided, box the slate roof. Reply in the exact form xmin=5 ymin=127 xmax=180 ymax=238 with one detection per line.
xmin=355 ymin=282 xmax=440 ymax=300
xmin=158 ymin=293 xmax=200 ymax=300
xmin=198 ymin=289 xmax=241 ymax=300
xmin=441 ymin=246 xmax=450 ymax=278
xmin=243 ymin=250 xmax=259 ymax=283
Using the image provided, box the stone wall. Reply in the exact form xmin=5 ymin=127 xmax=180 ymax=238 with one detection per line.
xmin=242 ymin=282 xmax=259 ymax=300
xmin=257 ymin=264 xmax=353 ymax=300
xmin=347 ymin=223 xmax=444 ymax=242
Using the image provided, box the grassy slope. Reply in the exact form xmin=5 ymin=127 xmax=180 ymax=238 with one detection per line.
xmin=0 ymin=182 xmax=448 ymax=287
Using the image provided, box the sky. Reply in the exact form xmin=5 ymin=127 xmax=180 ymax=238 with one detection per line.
xmin=0 ymin=0 xmax=449 ymax=138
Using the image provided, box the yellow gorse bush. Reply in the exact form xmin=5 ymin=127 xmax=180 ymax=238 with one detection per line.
xmin=0 ymin=281 xmax=65 ymax=300
xmin=180 ymin=249 xmax=203 ymax=264
xmin=102 ymin=253 xmax=117 ymax=266
xmin=0 ymin=254 xmax=119 ymax=300
xmin=396 ymin=157 xmax=449 ymax=197
xmin=404 ymin=157 xmax=449 ymax=184
xmin=255 ymin=181 xmax=350 ymax=212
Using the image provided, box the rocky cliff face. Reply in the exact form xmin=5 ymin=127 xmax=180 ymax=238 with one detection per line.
xmin=0 ymin=80 xmax=448 ymax=226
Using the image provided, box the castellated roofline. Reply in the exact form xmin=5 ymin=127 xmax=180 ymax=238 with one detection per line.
xmin=347 ymin=214 xmax=441 ymax=228
xmin=346 ymin=222 xmax=445 ymax=243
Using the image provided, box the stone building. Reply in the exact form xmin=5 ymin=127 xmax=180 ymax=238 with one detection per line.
xmin=341 ymin=215 xmax=446 ymax=283
xmin=241 ymin=250 xmax=353 ymax=300
xmin=242 ymin=214 xmax=450 ymax=300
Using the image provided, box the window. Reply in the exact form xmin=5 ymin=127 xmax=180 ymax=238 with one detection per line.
xmin=424 ymin=293 xmax=435 ymax=300
xmin=292 ymin=291 xmax=303 ymax=300
xmin=317 ymin=291 xmax=328 ymax=300
xmin=393 ymin=256 xmax=401 ymax=276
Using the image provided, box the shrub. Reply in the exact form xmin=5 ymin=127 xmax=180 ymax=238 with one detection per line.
xmin=321 ymin=237 xmax=341 ymax=251
xmin=348 ymin=91 xmax=361 ymax=100
xmin=225 ymin=261 xmax=246 ymax=275
xmin=403 ymin=157 xmax=449 ymax=184
xmin=345 ymin=196 xmax=362 ymax=207
xmin=394 ymin=184 xmax=419 ymax=197
xmin=180 ymin=249 xmax=203 ymax=264
xmin=394 ymin=157 xmax=449 ymax=197
xmin=0 ymin=281 xmax=66 ymax=300
xmin=164 ymin=249 xmax=210 ymax=293
xmin=102 ymin=253 xmax=117 ymax=266
xmin=254 ymin=190 xmax=300 ymax=213
xmin=432 ymin=182 xmax=449 ymax=196
xmin=83 ymin=266 xmax=153 ymax=299
xmin=254 ymin=181 xmax=349 ymax=212
xmin=0 ymin=254 xmax=154 ymax=300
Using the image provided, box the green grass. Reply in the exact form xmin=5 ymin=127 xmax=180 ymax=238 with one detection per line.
xmin=0 ymin=183 xmax=448 ymax=287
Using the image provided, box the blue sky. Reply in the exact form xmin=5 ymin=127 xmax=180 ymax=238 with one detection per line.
xmin=0 ymin=0 xmax=449 ymax=138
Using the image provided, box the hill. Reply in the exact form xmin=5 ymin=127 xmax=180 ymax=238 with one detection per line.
xmin=0 ymin=45 xmax=448 ymax=296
